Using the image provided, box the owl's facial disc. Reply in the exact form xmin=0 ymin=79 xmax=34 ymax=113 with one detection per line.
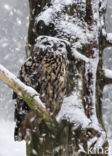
xmin=35 ymin=36 xmax=70 ymax=55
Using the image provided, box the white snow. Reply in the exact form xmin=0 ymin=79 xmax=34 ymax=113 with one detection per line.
xmin=106 ymin=33 xmax=112 ymax=43
xmin=0 ymin=0 xmax=28 ymax=155
xmin=0 ymin=119 xmax=25 ymax=156
xmin=104 ymin=68 xmax=112 ymax=79
xmin=36 ymin=8 xmax=55 ymax=25
xmin=57 ymin=21 xmax=87 ymax=43
xmin=35 ymin=0 xmax=89 ymax=64
xmin=36 ymin=0 xmax=74 ymax=25
xmin=72 ymin=49 xmax=89 ymax=63
xmin=3 ymin=4 xmax=11 ymax=11
xmin=16 ymin=18 xmax=22 ymax=25
xmin=57 ymin=92 xmax=90 ymax=128
xmin=87 ymin=129 xmax=106 ymax=150
xmin=53 ymin=0 xmax=74 ymax=6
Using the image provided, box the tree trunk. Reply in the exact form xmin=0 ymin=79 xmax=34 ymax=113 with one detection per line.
xmin=25 ymin=0 xmax=109 ymax=155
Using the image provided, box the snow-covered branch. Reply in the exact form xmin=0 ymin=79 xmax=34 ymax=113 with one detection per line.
xmin=71 ymin=49 xmax=89 ymax=63
xmin=0 ymin=64 xmax=56 ymax=128
xmin=104 ymin=68 xmax=112 ymax=84
xmin=102 ymin=29 xmax=112 ymax=47
xmin=104 ymin=33 xmax=112 ymax=47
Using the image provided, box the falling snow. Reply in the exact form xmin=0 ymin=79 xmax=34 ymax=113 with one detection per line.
xmin=0 ymin=0 xmax=28 ymax=155
xmin=0 ymin=0 xmax=112 ymax=155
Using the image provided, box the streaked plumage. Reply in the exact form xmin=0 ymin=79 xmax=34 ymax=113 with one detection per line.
xmin=13 ymin=36 xmax=68 ymax=141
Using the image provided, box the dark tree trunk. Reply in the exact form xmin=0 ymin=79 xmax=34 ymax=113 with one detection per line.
xmin=25 ymin=0 xmax=109 ymax=155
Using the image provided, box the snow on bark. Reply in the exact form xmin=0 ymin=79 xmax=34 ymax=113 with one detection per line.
xmin=84 ymin=0 xmax=99 ymax=119
xmin=35 ymin=0 xmax=89 ymax=59
xmin=57 ymin=92 xmax=90 ymax=128
xmin=72 ymin=48 xmax=89 ymax=63
xmin=104 ymin=68 xmax=112 ymax=79
xmin=99 ymin=0 xmax=107 ymax=33
xmin=106 ymin=33 xmax=112 ymax=45
xmin=36 ymin=0 xmax=76 ymax=25
xmin=82 ymin=0 xmax=107 ymax=148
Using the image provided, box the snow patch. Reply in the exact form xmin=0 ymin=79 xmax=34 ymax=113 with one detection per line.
xmin=104 ymin=68 xmax=112 ymax=79
xmin=72 ymin=49 xmax=89 ymax=63
xmin=106 ymin=33 xmax=112 ymax=43
xmin=0 ymin=120 xmax=25 ymax=156
xmin=57 ymin=92 xmax=90 ymax=128
xmin=36 ymin=8 xmax=55 ymax=25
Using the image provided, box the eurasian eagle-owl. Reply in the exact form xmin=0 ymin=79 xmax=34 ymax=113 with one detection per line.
xmin=13 ymin=36 xmax=68 ymax=141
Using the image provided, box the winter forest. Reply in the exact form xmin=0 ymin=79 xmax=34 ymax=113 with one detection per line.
xmin=0 ymin=0 xmax=112 ymax=156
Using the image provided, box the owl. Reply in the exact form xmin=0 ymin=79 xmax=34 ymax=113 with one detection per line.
xmin=13 ymin=36 xmax=68 ymax=141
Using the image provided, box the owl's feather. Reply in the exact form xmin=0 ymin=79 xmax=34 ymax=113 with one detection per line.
xmin=13 ymin=36 xmax=68 ymax=141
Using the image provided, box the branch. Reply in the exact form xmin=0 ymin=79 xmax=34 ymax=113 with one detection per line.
xmin=0 ymin=64 xmax=58 ymax=132
xmin=105 ymin=33 xmax=112 ymax=47
xmin=71 ymin=49 xmax=89 ymax=63
xmin=103 ymin=68 xmax=112 ymax=84
xmin=102 ymin=32 xmax=112 ymax=47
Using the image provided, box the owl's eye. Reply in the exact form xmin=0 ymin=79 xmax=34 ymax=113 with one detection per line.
xmin=49 ymin=23 xmax=54 ymax=29
xmin=59 ymin=44 xmax=64 ymax=48
xmin=43 ymin=42 xmax=51 ymax=46
xmin=58 ymin=42 xmax=66 ymax=49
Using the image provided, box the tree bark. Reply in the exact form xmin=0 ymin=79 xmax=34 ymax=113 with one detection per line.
xmin=23 ymin=0 xmax=110 ymax=155
xmin=0 ymin=0 xmax=111 ymax=155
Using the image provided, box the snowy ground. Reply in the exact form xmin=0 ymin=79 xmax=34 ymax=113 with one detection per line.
xmin=0 ymin=120 xmax=25 ymax=156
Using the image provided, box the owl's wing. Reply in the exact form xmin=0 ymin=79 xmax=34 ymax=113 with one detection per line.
xmin=14 ymin=49 xmax=43 ymax=141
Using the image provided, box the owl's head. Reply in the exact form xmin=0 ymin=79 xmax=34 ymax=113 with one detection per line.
xmin=34 ymin=36 xmax=70 ymax=55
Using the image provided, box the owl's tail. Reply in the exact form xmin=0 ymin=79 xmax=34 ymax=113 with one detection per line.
xmin=14 ymin=110 xmax=41 ymax=141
